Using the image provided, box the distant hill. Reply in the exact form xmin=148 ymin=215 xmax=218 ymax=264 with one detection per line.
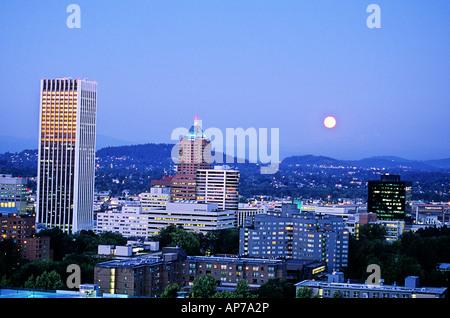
xmin=281 ymin=155 xmax=343 ymax=167
xmin=280 ymin=154 xmax=450 ymax=171
xmin=96 ymin=143 xmax=174 ymax=164
xmin=1 ymin=144 xmax=449 ymax=179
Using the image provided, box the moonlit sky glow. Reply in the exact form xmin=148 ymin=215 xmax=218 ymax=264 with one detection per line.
xmin=0 ymin=0 xmax=449 ymax=160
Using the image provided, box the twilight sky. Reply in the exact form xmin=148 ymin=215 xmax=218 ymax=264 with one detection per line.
xmin=0 ymin=0 xmax=449 ymax=160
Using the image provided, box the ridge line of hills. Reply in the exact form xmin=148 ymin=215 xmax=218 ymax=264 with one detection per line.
xmin=1 ymin=142 xmax=450 ymax=171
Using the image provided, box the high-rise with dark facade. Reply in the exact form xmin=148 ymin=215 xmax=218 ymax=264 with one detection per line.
xmin=170 ymin=117 xmax=211 ymax=201
xmin=367 ymin=174 xmax=412 ymax=224
xmin=36 ymin=78 xmax=97 ymax=234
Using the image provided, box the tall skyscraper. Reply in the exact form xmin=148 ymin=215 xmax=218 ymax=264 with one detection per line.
xmin=196 ymin=165 xmax=239 ymax=211
xmin=170 ymin=117 xmax=211 ymax=201
xmin=36 ymin=78 xmax=97 ymax=234
xmin=367 ymin=174 xmax=412 ymax=224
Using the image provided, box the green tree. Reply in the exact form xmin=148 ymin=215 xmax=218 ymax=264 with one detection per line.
xmin=190 ymin=274 xmax=218 ymax=298
xmin=155 ymin=225 xmax=201 ymax=255
xmin=0 ymin=275 xmax=11 ymax=287
xmin=24 ymin=275 xmax=35 ymax=289
xmin=333 ymin=291 xmax=342 ymax=298
xmin=37 ymin=227 xmax=75 ymax=261
xmin=204 ymin=228 xmax=240 ymax=255
xmin=258 ymin=278 xmax=295 ymax=298
xmin=213 ymin=290 xmax=235 ymax=298
xmin=233 ymin=279 xmax=255 ymax=298
xmin=33 ymin=270 xmax=64 ymax=290
xmin=169 ymin=228 xmax=201 ymax=255
xmin=0 ymin=239 xmax=21 ymax=278
xmin=160 ymin=283 xmax=182 ymax=298
xmin=296 ymin=286 xmax=318 ymax=298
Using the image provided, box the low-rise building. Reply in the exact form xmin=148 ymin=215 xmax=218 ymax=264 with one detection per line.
xmin=140 ymin=187 xmax=171 ymax=210
xmin=0 ymin=210 xmax=50 ymax=261
xmin=94 ymin=247 xmax=325 ymax=298
xmin=295 ymin=274 xmax=447 ymax=298
xmin=97 ymin=201 xmax=236 ymax=238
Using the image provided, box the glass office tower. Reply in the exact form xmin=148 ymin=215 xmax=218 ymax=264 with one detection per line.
xmin=367 ymin=174 xmax=412 ymax=224
xmin=36 ymin=78 xmax=97 ymax=234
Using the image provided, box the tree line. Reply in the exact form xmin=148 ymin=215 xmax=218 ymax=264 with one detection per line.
xmin=0 ymin=226 xmax=240 ymax=290
xmin=345 ymin=224 xmax=450 ymax=289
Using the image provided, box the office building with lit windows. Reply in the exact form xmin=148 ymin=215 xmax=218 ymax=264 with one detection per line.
xmin=0 ymin=174 xmax=28 ymax=214
xmin=147 ymin=201 xmax=236 ymax=234
xmin=296 ymin=274 xmax=447 ymax=298
xmin=36 ymin=78 xmax=97 ymax=234
xmin=94 ymin=246 xmax=325 ymax=297
xmin=240 ymin=204 xmax=349 ymax=273
xmin=140 ymin=187 xmax=171 ymax=210
xmin=96 ymin=205 xmax=155 ymax=239
xmin=171 ymin=117 xmax=211 ymax=201
xmin=367 ymin=174 xmax=412 ymax=225
xmin=196 ymin=165 xmax=239 ymax=211
xmin=96 ymin=201 xmax=235 ymax=238
xmin=1 ymin=211 xmax=50 ymax=261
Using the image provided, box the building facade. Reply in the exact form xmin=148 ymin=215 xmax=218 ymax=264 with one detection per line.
xmin=368 ymin=174 xmax=412 ymax=225
xmin=240 ymin=205 xmax=349 ymax=273
xmin=97 ymin=201 xmax=236 ymax=238
xmin=0 ymin=174 xmax=28 ymax=214
xmin=0 ymin=211 xmax=50 ymax=261
xmin=236 ymin=204 xmax=268 ymax=228
xmin=196 ymin=165 xmax=239 ymax=211
xmin=36 ymin=78 xmax=97 ymax=234
xmin=94 ymin=246 xmax=325 ymax=297
xmin=96 ymin=206 xmax=154 ymax=239
xmin=171 ymin=117 xmax=211 ymax=202
xmin=140 ymin=187 xmax=171 ymax=210
xmin=295 ymin=274 xmax=447 ymax=298
xmin=146 ymin=201 xmax=236 ymax=234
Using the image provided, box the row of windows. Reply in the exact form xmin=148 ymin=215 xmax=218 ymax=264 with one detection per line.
xmin=321 ymin=289 xmax=410 ymax=298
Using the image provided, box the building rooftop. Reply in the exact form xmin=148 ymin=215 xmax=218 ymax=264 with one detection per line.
xmin=295 ymin=280 xmax=447 ymax=295
xmin=186 ymin=255 xmax=285 ymax=265
xmin=96 ymin=254 xmax=163 ymax=268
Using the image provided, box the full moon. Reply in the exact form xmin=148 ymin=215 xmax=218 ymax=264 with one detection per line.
xmin=324 ymin=116 xmax=336 ymax=129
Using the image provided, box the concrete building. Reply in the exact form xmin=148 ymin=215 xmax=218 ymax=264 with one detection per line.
xmin=0 ymin=174 xmax=28 ymax=214
xmin=0 ymin=211 xmax=50 ymax=261
xmin=240 ymin=204 xmax=349 ymax=273
xmin=97 ymin=201 xmax=235 ymax=238
xmin=94 ymin=246 xmax=326 ymax=297
xmin=96 ymin=205 xmax=155 ymax=239
xmin=140 ymin=187 xmax=171 ymax=210
xmin=98 ymin=241 xmax=159 ymax=258
xmin=196 ymin=165 xmax=239 ymax=212
xmin=236 ymin=203 xmax=268 ymax=228
xmin=147 ymin=201 xmax=236 ymax=234
xmin=295 ymin=273 xmax=447 ymax=298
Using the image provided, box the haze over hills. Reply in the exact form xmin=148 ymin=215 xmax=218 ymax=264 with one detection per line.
xmin=282 ymin=155 xmax=450 ymax=170
xmin=1 ymin=143 xmax=450 ymax=175
xmin=1 ymin=143 xmax=448 ymax=201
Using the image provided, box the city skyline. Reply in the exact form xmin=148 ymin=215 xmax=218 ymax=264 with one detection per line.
xmin=1 ymin=1 xmax=450 ymax=161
